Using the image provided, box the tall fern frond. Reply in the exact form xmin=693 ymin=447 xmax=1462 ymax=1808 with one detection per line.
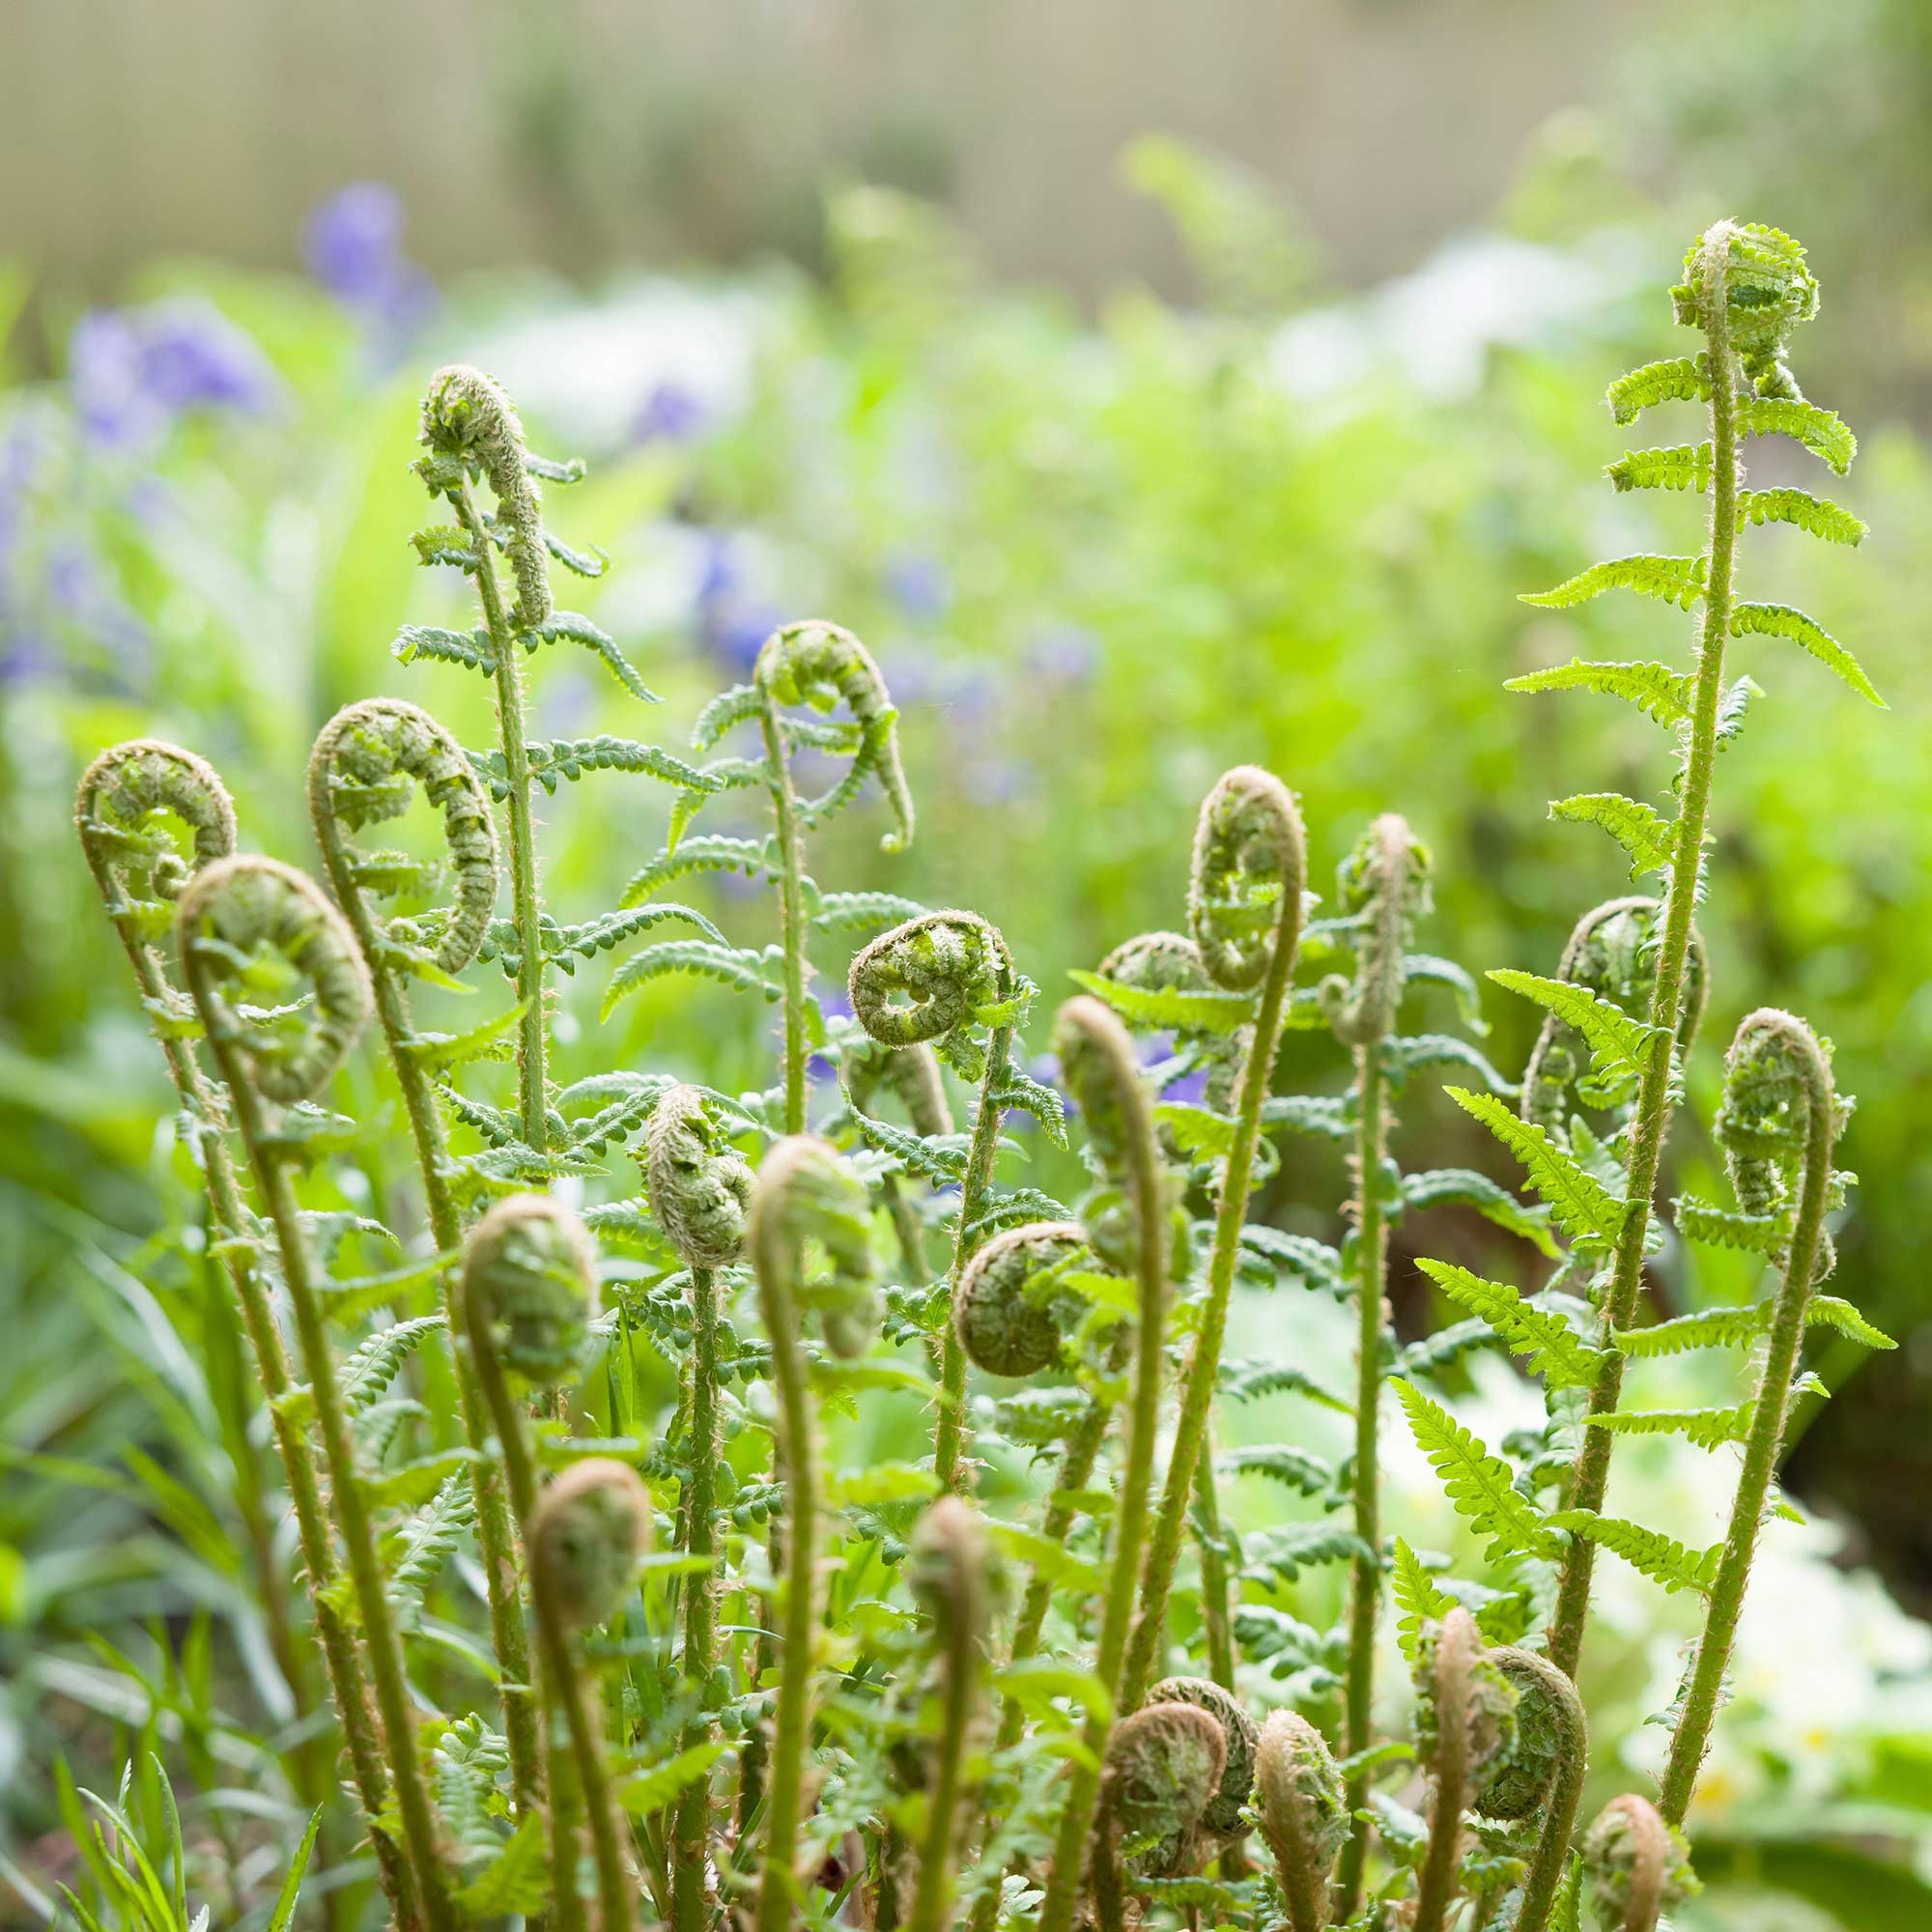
xmin=1583 ymin=1403 xmax=1755 ymax=1450
xmin=1413 ymin=1260 xmax=1602 ymax=1389
xmin=1736 ymin=489 xmax=1866 ymax=546
xmin=1520 ymin=554 xmax=1707 ymax=613
xmin=1744 ymin=396 xmax=1856 ymax=473
xmin=1728 ymin=602 xmax=1885 ymax=706
xmin=1488 ymin=969 xmax=1666 ymax=1097
xmin=1605 ymin=442 xmax=1716 ymax=494
xmin=1543 ymin=1511 xmax=1720 ymax=1594
xmin=1503 ymin=659 xmax=1692 ymax=726
xmin=1548 ymin=793 xmax=1675 ymax=878
xmin=1390 ymin=1377 xmax=1555 ymax=1560
xmin=1447 ymin=1088 xmax=1629 ymax=1250
xmin=1605 ymin=354 xmax=1711 ymax=424
xmin=1390 ymin=1536 xmax=1456 ymax=1666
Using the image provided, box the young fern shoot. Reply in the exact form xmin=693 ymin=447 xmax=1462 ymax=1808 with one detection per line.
xmin=1498 ymin=221 xmax=1878 ymax=1678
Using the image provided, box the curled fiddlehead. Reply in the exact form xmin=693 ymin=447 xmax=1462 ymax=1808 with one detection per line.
xmin=754 ymin=618 xmax=914 ymax=852
xmin=421 ymin=364 xmax=554 ymax=628
xmin=1482 ymin=1648 xmax=1587 ymax=1932
xmin=954 ymin=1220 xmax=1092 ymax=1377
xmin=177 ymin=854 xmax=373 ymax=1104
xmin=529 ymin=1456 xmax=651 ymax=1631
xmin=1143 ymin=1676 xmax=1258 ymax=1853
xmin=77 ymin=738 xmax=237 ymax=947
xmin=851 ymin=909 xmax=1020 ymax=1487
xmin=308 ymin=696 xmax=498 ymax=976
xmin=1318 ymin=812 xmax=1428 ymax=1046
xmin=1658 ymin=1009 xmax=1844 ymax=1828
xmin=1582 ymin=1795 xmax=1694 ymax=1932
xmin=645 ymin=1082 xmax=755 ymax=1271
xmin=1519 ymin=896 xmax=1709 ymax=1134
xmin=1254 ymin=1710 xmax=1348 ymax=1932
xmin=749 ymin=1135 xmax=879 ymax=1932
xmin=463 ymin=1192 xmax=599 ymax=1386
xmin=904 ymin=1494 xmax=993 ymax=1932
xmin=1188 ymin=764 xmax=1306 ymax=993
xmin=1410 ymin=1609 xmax=1519 ymax=1932
xmin=847 ymin=1037 xmax=953 ymax=1140
xmin=1093 ymin=1702 xmax=1227 ymax=1919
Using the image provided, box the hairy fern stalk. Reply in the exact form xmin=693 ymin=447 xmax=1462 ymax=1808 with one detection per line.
xmin=68 ymin=226 xmax=1893 ymax=1932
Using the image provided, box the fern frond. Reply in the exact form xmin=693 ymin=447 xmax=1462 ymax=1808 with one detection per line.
xmin=812 ymin=891 xmax=930 ymax=933
xmin=489 ymin=903 xmax=724 ymax=971
xmin=1804 ymin=1295 xmax=1898 ymax=1350
xmin=1261 ymin=1093 xmax=1352 ymax=1140
xmin=1400 ymin=1168 xmax=1558 ymax=1257
xmin=1520 ymin=554 xmax=1707 ymax=612
xmin=1504 ymin=658 xmax=1692 ymax=726
xmin=620 ymin=834 xmax=773 ymax=906
xmin=1064 ymin=966 xmax=1255 ymax=1037
xmin=1237 ymin=1225 xmax=1346 ymax=1297
xmin=1414 ymin=1260 xmax=1602 ymax=1389
xmin=988 ymin=1061 xmax=1068 ymax=1148
xmin=1672 ymin=1191 xmax=1785 ymax=1255
xmin=1548 ymin=792 xmax=1674 ymax=878
xmin=1737 ymin=489 xmax=1866 ymax=546
xmin=519 ymin=612 xmax=654 ymax=702
xmin=846 ymin=1111 xmax=973 ymax=1184
xmin=692 ymin=682 xmax=763 ymax=749
xmin=1605 ymin=442 xmax=1716 ymax=494
xmin=1488 ymin=968 xmax=1665 ymax=1096
xmin=393 ymin=624 xmax=494 ymax=675
xmin=1605 ymin=355 xmax=1711 ymax=425
xmin=1391 ymin=1377 xmax=1555 ymax=1560
xmin=1584 ymin=1402 xmax=1755 ymax=1450
xmin=1544 ymin=1510 xmax=1719 ymax=1594
xmin=433 ymin=1716 xmax=511 ymax=1858
xmin=401 ymin=1001 xmax=529 ymax=1073
xmin=338 ymin=1316 xmax=444 ymax=1414
xmin=1239 ymin=1520 xmax=1372 ymax=1584
xmin=1612 ymin=1306 xmax=1768 ymax=1357
xmin=1729 ymin=602 xmax=1885 ymax=706
xmin=1383 ymin=1033 xmax=1516 ymax=1096
xmin=1219 ymin=1357 xmax=1351 ymax=1412
xmin=600 ymin=940 xmax=775 ymax=1018
xmin=388 ymin=1471 xmax=477 ymax=1613
xmin=1217 ymin=1444 xmax=1335 ymax=1496
xmin=523 ymin=737 xmax=713 ymax=795
xmin=1447 ymin=1088 xmax=1628 ymax=1250
xmin=1744 ymin=396 xmax=1856 ymax=474
xmin=1390 ymin=1536 xmax=1456 ymax=1666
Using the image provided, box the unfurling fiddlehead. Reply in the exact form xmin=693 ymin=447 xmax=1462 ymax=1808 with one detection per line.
xmin=904 ymin=1495 xmax=993 ymax=1932
xmin=1582 ymin=1795 xmax=1694 ymax=1932
xmin=1324 ymin=812 xmax=1428 ymax=1911
xmin=460 ymin=1196 xmax=633 ymax=1932
xmin=1142 ymin=1676 xmax=1258 ymax=1861
xmin=1484 ymin=1647 xmax=1587 ymax=1932
xmin=1091 ymin=1703 xmax=1226 ymax=1927
xmin=176 ymin=857 xmax=453 ymax=1932
xmin=1515 ymin=223 xmax=1875 ymax=1688
xmin=752 ymin=619 xmax=914 ymax=1133
xmin=1037 ymin=996 xmax=1170 ymax=1932
xmin=307 ymin=697 xmax=541 ymax=1817
xmin=1122 ymin=765 xmax=1304 ymax=1713
xmin=850 ymin=910 xmax=1019 ymax=1489
xmin=954 ymin=1220 xmax=1091 ymax=1377
xmin=1254 ymin=1711 xmax=1347 ymax=1932
xmin=748 ymin=1136 xmax=879 ymax=1932
xmin=1410 ymin=1609 xmax=1519 ymax=1932
xmin=78 ymin=747 xmax=403 ymax=1922
xmin=1658 ymin=1010 xmax=1842 ymax=1827
xmin=645 ymin=1084 xmax=753 ymax=1932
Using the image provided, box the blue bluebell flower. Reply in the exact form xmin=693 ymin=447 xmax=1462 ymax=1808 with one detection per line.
xmin=694 ymin=532 xmax=780 ymax=676
xmin=303 ymin=183 xmax=437 ymax=341
xmin=70 ymin=302 xmax=278 ymax=450
xmin=884 ymin=553 xmax=950 ymax=621
xmin=632 ymin=381 xmax=709 ymax=445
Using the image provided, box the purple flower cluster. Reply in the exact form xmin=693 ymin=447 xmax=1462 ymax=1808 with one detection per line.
xmin=632 ymin=381 xmax=709 ymax=447
xmin=70 ymin=302 xmax=280 ymax=452
xmin=302 ymin=184 xmax=437 ymax=347
xmin=694 ymin=533 xmax=780 ymax=676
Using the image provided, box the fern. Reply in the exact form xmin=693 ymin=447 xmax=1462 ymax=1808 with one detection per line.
xmin=600 ymin=939 xmax=776 ymax=1018
xmin=1446 ymin=1088 xmax=1628 ymax=1250
xmin=388 ymin=1472 xmax=477 ymax=1614
xmin=1584 ymin=1403 xmax=1756 ymax=1450
xmin=1503 ymin=658 xmax=1693 ymax=726
xmin=621 ymin=833 xmax=773 ymax=905
xmin=1611 ymin=1306 xmax=1769 ymax=1358
xmin=1489 ymin=967 xmax=1665 ymax=1100
xmin=1736 ymin=488 xmax=1866 ymax=546
xmin=1672 ymin=1190 xmax=1786 ymax=1254
xmin=1400 ymin=1168 xmax=1558 ymax=1256
xmin=1804 ymin=1295 xmax=1897 ymax=1350
xmin=1548 ymin=793 xmax=1675 ymax=878
xmin=1413 ymin=1260 xmax=1601 ymax=1390
xmin=1520 ymin=554 xmax=1706 ymax=612
xmin=1605 ymin=441 xmax=1716 ymax=494
xmin=1390 ymin=1536 xmax=1456 ymax=1665
xmin=1605 ymin=354 xmax=1711 ymax=424
xmin=1544 ymin=1511 xmax=1720 ymax=1595
xmin=1064 ymin=965 xmax=1256 ymax=1037
xmin=337 ymin=1316 xmax=444 ymax=1414
xmin=1390 ymin=1378 xmax=1555 ymax=1560
xmin=1729 ymin=601 xmax=1885 ymax=706
xmin=1744 ymin=395 xmax=1856 ymax=473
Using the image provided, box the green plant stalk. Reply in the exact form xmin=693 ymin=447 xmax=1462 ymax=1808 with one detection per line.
xmin=1336 ymin=1041 xmax=1390 ymax=1913
xmin=1035 ymin=1034 xmax=1168 ymax=1932
xmin=753 ymin=1212 xmax=820 ymax=1932
xmin=1189 ymin=1444 xmax=1237 ymax=1691
xmin=932 ymin=1024 xmax=1015 ymax=1492
xmin=467 ymin=1309 xmax=599 ymax=1932
xmin=448 ymin=475 xmax=549 ymax=1150
xmin=759 ymin=706 xmax=810 ymax=1137
xmin=100 ymin=927 xmax=408 ymax=1928
xmin=314 ymin=835 xmax=544 ymax=1820
xmin=206 ymin=1063 xmax=455 ymax=1932
xmin=1545 ymin=223 xmax=1743 ymax=1681
xmin=671 ymin=1263 xmax=722 ymax=1932
xmin=1659 ymin=1046 xmax=1833 ymax=1824
xmin=1119 ymin=945 xmax=1295 ymax=1710
xmin=906 ymin=1579 xmax=981 ymax=1932
xmin=1495 ymin=1649 xmax=1587 ymax=1932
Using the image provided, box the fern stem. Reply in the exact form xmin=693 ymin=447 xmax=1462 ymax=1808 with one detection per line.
xmin=1659 ymin=1016 xmax=1834 ymax=1825
xmin=1546 ymin=221 xmax=1744 ymax=1683
xmin=208 ymin=1065 xmax=456 ymax=1932
xmin=451 ymin=475 xmax=550 ymax=1149
xmin=1337 ymin=1039 xmax=1390 ymax=1913
xmin=759 ymin=705 xmax=810 ymax=1137
xmin=932 ymin=1026 xmax=1014 ymax=1492
xmin=671 ymin=1264 xmax=722 ymax=1932
xmin=1119 ymin=939 xmax=1294 ymax=1710
xmin=1190 ymin=1442 xmax=1238 ymax=1692
xmin=309 ymin=761 xmax=544 ymax=1821
xmin=1037 ymin=1000 xmax=1168 ymax=1932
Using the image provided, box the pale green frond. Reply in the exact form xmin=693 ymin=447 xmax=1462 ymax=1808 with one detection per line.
xmin=1548 ymin=792 xmax=1675 ymax=878
xmin=1605 ymin=442 xmax=1715 ymax=494
xmin=1391 ymin=1377 xmax=1556 ymax=1560
xmin=1520 ymin=554 xmax=1707 ymax=612
xmin=1544 ymin=1510 xmax=1720 ymax=1594
xmin=1737 ymin=488 xmax=1866 ymax=546
xmin=1504 ymin=659 xmax=1692 ymax=727
xmin=1415 ymin=1259 xmax=1603 ymax=1389
xmin=1447 ymin=1087 xmax=1630 ymax=1250
xmin=1729 ymin=602 xmax=1885 ymax=706
xmin=1605 ymin=355 xmax=1711 ymax=425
